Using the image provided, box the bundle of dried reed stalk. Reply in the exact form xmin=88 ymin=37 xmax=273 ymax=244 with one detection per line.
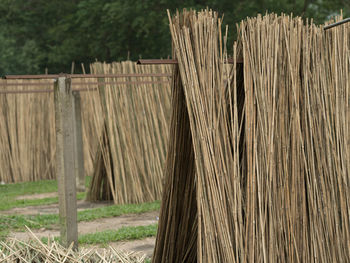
xmin=86 ymin=61 xmax=172 ymax=204
xmin=0 ymin=79 xmax=56 ymax=183
xmin=237 ymin=13 xmax=350 ymax=262
xmin=0 ymin=78 xmax=100 ymax=183
xmin=153 ymin=10 xmax=350 ymax=263
xmin=74 ymin=78 xmax=104 ymax=181
xmin=154 ymin=9 xmax=241 ymax=262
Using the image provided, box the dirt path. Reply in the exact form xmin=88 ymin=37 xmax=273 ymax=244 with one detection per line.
xmin=108 ymin=237 xmax=156 ymax=257
xmin=5 ymin=193 xmax=158 ymax=257
xmin=9 ymin=211 xmax=158 ymax=240
xmin=1 ymin=199 xmax=112 ymax=215
xmin=16 ymin=192 xmax=59 ymax=200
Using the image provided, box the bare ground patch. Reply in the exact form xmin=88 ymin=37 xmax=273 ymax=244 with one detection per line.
xmin=107 ymin=237 xmax=156 ymax=257
xmin=1 ymin=200 xmax=112 ymax=215
xmin=9 ymin=211 xmax=159 ymax=241
xmin=15 ymin=192 xmax=58 ymax=200
xmin=4 ymin=194 xmax=158 ymax=257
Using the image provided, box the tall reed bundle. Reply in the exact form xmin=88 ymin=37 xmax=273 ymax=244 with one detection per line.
xmin=74 ymin=79 xmax=104 ymax=181
xmin=153 ymin=10 xmax=350 ymax=263
xmin=238 ymin=13 xmax=350 ymax=262
xmin=0 ymin=79 xmax=99 ymax=183
xmin=0 ymin=79 xmax=56 ymax=183
xmin=154 ymin=9 xmax=241 ymax=262
xmin=86 ymin=61 xmax=172 ymax=204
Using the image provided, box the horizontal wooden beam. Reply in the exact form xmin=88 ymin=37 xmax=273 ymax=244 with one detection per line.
xmin=3 ymin=73 xmax=172 ymax=79
xmin=0 ymin=81 xmax=171 ymax=94
xmin=137 ymin=59 xmax=178 ymax=65
xmin=137 ymin=58 xmax=243 ymax=65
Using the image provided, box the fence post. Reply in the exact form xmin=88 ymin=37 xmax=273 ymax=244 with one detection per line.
xmin=54 ymin=75 xmax=78 ymax=250
xmin=72 ymin=91 xmax=85 ymax=192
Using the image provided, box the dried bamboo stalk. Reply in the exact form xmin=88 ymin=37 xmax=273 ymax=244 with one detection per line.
xmin=154 ymin=10 xmax=350 ymax=263
xmin=86 ymin=61 xmax=172 ymax=204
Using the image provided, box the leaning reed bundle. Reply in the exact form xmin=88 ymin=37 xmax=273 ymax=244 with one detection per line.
xmin=73 ymin=78 xmax=103 ymax=181
xmin=154 ymin=9 xmax=240 ymax=262
xmin=0 ymin=79 xmax=56 ymax=183
xmin=86 ymin=61 xmax=172 ymax=204
xmin=153 ymin=10 xmax=350 ymax=263
xmin=238 ymin=13 xmax=350 ymax=262
xmin=0 ymin=78 xmax=100 ymax=183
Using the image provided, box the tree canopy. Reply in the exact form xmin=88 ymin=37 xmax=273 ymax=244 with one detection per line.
xmin=0 ymin=0 xmax=348 ymax=74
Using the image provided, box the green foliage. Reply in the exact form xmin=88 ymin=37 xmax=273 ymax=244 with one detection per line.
xmin=0 ymin=34 xmax=41 ymax=74
xmin=0 ymin=0 xmax=347 ymax=74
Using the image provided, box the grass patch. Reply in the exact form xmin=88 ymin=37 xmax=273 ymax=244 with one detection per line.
xmin=41 ymin=224 xmax=158 ymax=245
xmin=77 ymin=200 xmax=160 ymax=221
xmin=0 ymin=192 xmax=86 ymax=211
xmin=0 ymin=176 xmax=91 ymax=211
xmin=0 ymin=201 xmax=160 ymax=240
xmin=0 ymin=180 xmax=59 ymax=198
xmin=79 ymin=224 xmax=157 ymax=244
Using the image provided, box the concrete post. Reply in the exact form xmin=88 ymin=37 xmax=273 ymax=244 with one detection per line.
xmin=54 ymin=75 xmax=78 ymax=250
xmin=72 ymin=91 xmax=85 ymax=192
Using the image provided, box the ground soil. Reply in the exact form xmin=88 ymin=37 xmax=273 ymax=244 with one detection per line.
xmin=2 ymin=199 xmax=112 ymax=215
xmin=2 ymin=193 xmax=158 ymax=258
xmin=92 ymin=238 xmax=156 ymax=257
xmin=16 ymin=192 xmax=59 ymax=200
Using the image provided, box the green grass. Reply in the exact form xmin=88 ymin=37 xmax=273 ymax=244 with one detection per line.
xmin=0 ymin=176 xmax=91 ymax=211
xmin=0 ymin=180 xmax=59 ymax=198
xmin=41 ymin=224 xmax=158 ymax=245
xmin=0 ymin=192 xmax=87 ymax=211
xmin=79 ymin=224 xmax=158 ymax=244
xmin=0 ymin=201 xmax=160 ymax=240
xmin=76 ymin=200 xmax=160 ymax=221
xmin=0 ymin=177 xmax=160 ymax=246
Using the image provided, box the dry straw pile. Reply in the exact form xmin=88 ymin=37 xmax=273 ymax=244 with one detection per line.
xmin=86 ymin=61 xmax=172 ymax=204
xmin=153 ymin=10 xmax=350 ymax=262
xmin=0 ymin=233 xmax=147 ymax=262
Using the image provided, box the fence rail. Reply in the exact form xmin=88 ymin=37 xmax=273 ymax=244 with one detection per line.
xmin=0 ymin=75 xmax=172 ymax=94
xmin=3 ymin=73 xmax=173 ymax=79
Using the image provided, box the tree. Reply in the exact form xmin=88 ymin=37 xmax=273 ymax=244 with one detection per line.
xmin=0 ymin=0 xmax=347 ymax=74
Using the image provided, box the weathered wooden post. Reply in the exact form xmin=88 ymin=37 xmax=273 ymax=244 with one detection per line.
xmin=72 ymin=91 xmax=85 ymax=192
xmin=54 ymin=75 xmax=78 ymax=250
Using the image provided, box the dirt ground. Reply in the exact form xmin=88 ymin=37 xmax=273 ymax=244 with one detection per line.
xmin=15 ymin=192 xmax=59 ymax=200
xmin=2 ymin=193 xmax=158 ymax=257
xmin=2 ymin=199 xmax=112 ymax=215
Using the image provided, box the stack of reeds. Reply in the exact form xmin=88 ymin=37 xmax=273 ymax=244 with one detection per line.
xmin=86 ymin=61 xmax=172 ymax=204
xmin=0 ymin=62 xmax=172 ymax=210
xmin=153 ymin=10 xmax=350 ymax=262
xmin=0 ymin=79 xmax=57 ymax=183
xmin=73 ymin=77 xmax=104 ymax=181
xmin=0 ymin=78 xmax=100 ymax=183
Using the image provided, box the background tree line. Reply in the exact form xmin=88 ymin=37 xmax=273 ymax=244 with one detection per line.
xmin=0 ymin=0 xmax=348 ymax=74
